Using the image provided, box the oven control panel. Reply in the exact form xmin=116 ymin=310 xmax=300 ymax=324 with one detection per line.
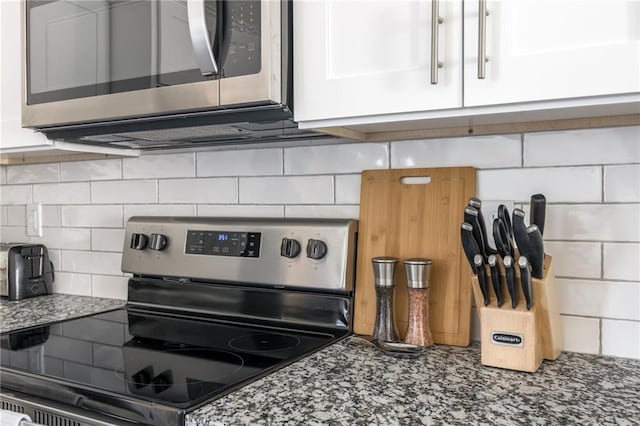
xmin=185 ymin=230 xmax=261 ymax=258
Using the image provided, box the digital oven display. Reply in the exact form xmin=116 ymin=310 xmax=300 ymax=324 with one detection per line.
xmin=185 ymin=230 xmax=261 ymax=258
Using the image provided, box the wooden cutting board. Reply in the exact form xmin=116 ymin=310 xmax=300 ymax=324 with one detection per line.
xmin=353 ymin=167 xmax=476 ymax=346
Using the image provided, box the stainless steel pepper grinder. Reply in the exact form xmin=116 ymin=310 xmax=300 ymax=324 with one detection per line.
xmin=371 ymin=257 xmax=400 ymax=342
xmin=404 ymin=258 xmax=433 ymax=347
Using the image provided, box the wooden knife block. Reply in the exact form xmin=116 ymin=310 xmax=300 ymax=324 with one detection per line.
xmin=471 ymin=255 xmax=562 ymax=373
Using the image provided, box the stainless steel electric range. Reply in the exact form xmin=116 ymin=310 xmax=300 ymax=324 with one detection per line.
xmin=0 ymin=217 xmax=358 ymax=425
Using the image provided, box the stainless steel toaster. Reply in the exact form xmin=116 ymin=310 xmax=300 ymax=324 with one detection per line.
xmin=0 ymin=243 xmax=54 ymax=301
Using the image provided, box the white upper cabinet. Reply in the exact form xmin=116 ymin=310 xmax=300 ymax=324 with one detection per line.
xmin=294 ymin=0 xmax=463 ymax=122
xmin=294 ymin=0 xmax=640 ymax=128
xmin=464 ymin=0 xmax=640 ymax=106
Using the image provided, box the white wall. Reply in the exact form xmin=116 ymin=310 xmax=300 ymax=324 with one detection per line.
xmin=1 ymin=125 xmax=639 ymax=359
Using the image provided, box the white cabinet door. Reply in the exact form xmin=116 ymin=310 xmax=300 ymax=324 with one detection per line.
xmin=294 ymin=0 xmax=462 ymax=122
xmin=464 ymin=0 xmax=640 ymax=107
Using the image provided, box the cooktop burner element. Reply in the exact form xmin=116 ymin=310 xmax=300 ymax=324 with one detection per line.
xmin=228 ymin=333 xmax=302 ymax=353
xmin=1 ymin=218 xmax=358 ymax=426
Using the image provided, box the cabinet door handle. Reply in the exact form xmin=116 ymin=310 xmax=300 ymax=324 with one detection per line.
xmin=430 ymin=0 xmax=444 ymax=84
xmin=477 ymin=0 xmax=489 ymax=79
xmin=187 ymin=0 xmax=219 ymax=76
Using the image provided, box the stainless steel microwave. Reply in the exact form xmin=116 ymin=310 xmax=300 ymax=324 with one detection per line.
xmin=21 ymin=0 xmax=317 ymax=149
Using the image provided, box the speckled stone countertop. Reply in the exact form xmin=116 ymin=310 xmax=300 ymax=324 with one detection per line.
xmin=187 ymin=337 xmax=640 ymax=426
xmin=0 ymin=294 xmax=125 ymax=333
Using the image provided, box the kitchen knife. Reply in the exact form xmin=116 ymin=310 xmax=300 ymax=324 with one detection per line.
xmin=512 ymin=208 xmax=531 ymax=258
xmin=492 ymin=218 xmax=514 ymax=258
xmin=530 ymin=193 xmax=547 ymax=237
xmin=468 ymin=198 xmax=498 ymax=256
xmin=498 ymin=204 xmax=513 ymax=242
xmin=474 ymin=254 xmax=490 ymax=306
xmin=518 ymin=256 xmax=533 ymax=310
xmin=464 ymin=206 xmax=487 ymax=260
xmin=526 ymin=225 xmax=545 ymax=279
xmin=488 ymin=254 xmax=503 ymax=307
xmin=503 ymin=255 xmax=518 ymax=309
xmin=461 ymin=223 xmax=481 ymax=272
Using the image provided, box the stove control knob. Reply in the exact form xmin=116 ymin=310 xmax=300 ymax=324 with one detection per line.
xmin=280 ymin=238 xmax=301 ymax=258
xmin=306 ymin=239 xmax=328 ymax=260
xmin=130 ymin=233 xmax=148 ymax=250
xmin=149 ymin=234 xmax=168 ymax=251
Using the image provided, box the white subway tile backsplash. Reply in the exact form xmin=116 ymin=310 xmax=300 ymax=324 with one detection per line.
xmin=36 ymin=228 xmax=91 ymax=250
xmin=603 ymin=243 xmax=640 ymax=281
xmin=560 ymin=316 xmax=600 ymax=355
xmin=7 ymin=163 xmax=59 ymax=184
xmin=159 ymin=178 xmax=237 ymax=203
xmin=335 ymin=175 xmax=361 ymax=205
xmin=61 ymin=250 xmax=123 ymax=276
xmin=0 ymin=185 xmax=33 ymax=205
xmin=602 ymin=319 xmax=640 ymax=359
xmin=557 ymin=279 xmax=640 ymax=321
xmin=0 ymin=166 xmax=6 ymax=185
xmin=7 ymin=205 xmax=25 ymax=226
xmin=478 ymin=167 xmax=601 ymax=203
xmin=284 ymin=143 xmax=388 ymax=175
xmin=391 ymin=134 xmax=521 ymax=169
xmin=48 ymin=249 xmax=61 ymax=270
xmin=123 ymin=153 xmax=195 ymax=179
xmin=92 ymin=180 xmax=157 ymax=204
xmin=285 ymin=205 xmax=359 ymax=219
xmin=51 ymin=272 xmax=92 ymax=296
xmin=42 ymin=205 xmax=61 ymax=227
xmin=197 ymin=204 xmax=284 ymax=217
xmin=197 ymin=149 xmax=282 ymax=177
xmin=61 ymin=205 xmax=123 ymax=228
xmin=0 ymin=226 xmax=28 ymax=242
xmin=240 ymin=176 xmax=333 ymax=204
xmin=0 ymin=207 xmax=6 ymax=226
xmin=92 ymin=275 xmax=128 ymax=300
xmin=91 ymin=229 xmax=126 ymax=252
xmin=544 ymin=241 xmax=601 ymax=279
xmin=524 ymin=126 xmax=640 ymax=166
xmin=124 ymin=204 xmax=196 ymax=221
xmin=544 ymin=204 xmax=640 ymax=242
xmin=60 ymin=159 xmax=122 ymax=182
xmin=34 ymin=182 xmax=90 ymax=205
xmin=604 ymin=165 xmax=640 ymax=202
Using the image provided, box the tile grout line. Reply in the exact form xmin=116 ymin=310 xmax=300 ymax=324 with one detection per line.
xmin=520 ymin=133 xmax=525 ymax=167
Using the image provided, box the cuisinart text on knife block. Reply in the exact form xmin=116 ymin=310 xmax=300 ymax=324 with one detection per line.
xmin=471 ymin=255 xmax=563 ymax=373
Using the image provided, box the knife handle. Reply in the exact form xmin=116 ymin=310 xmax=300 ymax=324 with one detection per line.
xmin=530 ymin=194 xmax=546 ymax=237
xmin=488 ymin=254 xmax=503 ymax=307
xmin=464 ymin=206 xmax=487 ymax=259
xmin=526 ymin=225 xmax=545 ymax=279
xmin=518 ymin=256 xmax=533 ymax=310
xmin=512 ymin=208 xmax=531 ymax=258
xmin=503 ymin=255 xmax=517 ymax=309
xmin=469 ymin=198 xmax=497 ymax=256
xmin=474 ymin=254 xmax=490 ymax=306
xmin=461 ymin=223 xmax=480 ymax=273
xmin=498 ymin=204 xmax=513 ymax=240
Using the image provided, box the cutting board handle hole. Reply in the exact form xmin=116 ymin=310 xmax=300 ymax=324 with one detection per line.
xmin=400 ymin=176 xmax=431 ymax=185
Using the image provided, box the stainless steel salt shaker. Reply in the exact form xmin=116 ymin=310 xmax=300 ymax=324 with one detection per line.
xmin=404 ymin=258 xmax=433 ymax=347
xmin=371 ymin=257 xmax=400 ymax=342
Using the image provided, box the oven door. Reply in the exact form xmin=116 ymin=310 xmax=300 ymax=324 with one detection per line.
xmin=22 ymin=0 xmax=280 ymax=129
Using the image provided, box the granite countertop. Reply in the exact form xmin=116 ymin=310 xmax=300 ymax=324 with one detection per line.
xmin=187 ymin=338 xmax=640 ymax=426
xmin=2 ymin=296 xmax=639 ymax=425
xmin=0 ymin=294 xmax=125 ymax=333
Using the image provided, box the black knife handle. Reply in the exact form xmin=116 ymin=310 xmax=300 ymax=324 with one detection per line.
xmin=464 ymin=206 xmax=487 ymax=260
xmin=504 ymin=255 xmax=517 ymax=309
xmin=530 ymin=194 xmax=547 ymax=237
xmin=492 ymin=218 xmax=514 ymax=258
xmin=488 ymin=255 xmax=503 ymax=307
xmin=474 ymin=255 xmax=490 ymax=306
xmin=512 ymin=208 xmax=531 ymax=258
xmin=469 ymin=198 xmax=498 ymax=256
xmin=518 ymin=256 xmax=533 ymax=310
xmin=461 ymin=223 xmax=480 ymax=273
xmin=498 ymin=204 xmax=513 ymax=241
xmin=526 ymin=225 xmax=545 ymax=279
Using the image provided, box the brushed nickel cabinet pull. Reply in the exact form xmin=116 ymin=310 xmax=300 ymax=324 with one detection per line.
xmin=430 ymin=0 xmax=444 ymax=84
xmin=477 ymin=0 xmax=489 ymax=79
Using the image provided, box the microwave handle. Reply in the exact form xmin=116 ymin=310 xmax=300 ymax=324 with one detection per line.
xmin=187 ymin=0 xmax=219 ymax=76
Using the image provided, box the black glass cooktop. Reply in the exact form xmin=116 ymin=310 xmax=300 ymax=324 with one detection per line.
xmin=0 ymin=307 xmax=338 ymax=409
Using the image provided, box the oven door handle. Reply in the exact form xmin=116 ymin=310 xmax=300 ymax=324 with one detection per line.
xmin=187 ymin=0 xmax=219 ymax=76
